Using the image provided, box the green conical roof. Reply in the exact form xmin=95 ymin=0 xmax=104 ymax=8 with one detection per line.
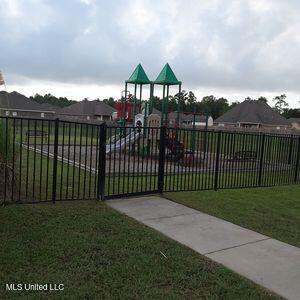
xmin=126 ymin=64 xmax=151 ymax=84
xmin=154 ymin=63 xmax=181 ymax=85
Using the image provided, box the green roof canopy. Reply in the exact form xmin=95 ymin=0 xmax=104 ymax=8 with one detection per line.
xmin=126 ymin=64 xmax=151 ymax=84
xmin=153 ymin=63 xmax=181 ymax=85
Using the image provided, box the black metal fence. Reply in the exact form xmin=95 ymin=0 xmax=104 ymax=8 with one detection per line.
xmin=0 ymin=116 xmax=299 ymax=203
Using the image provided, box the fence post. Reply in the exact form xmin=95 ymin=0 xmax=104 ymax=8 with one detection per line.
xmin=158 ymin=126 xmax=166 ymax=193
xmin=52 ymin=118 xmax=59 ymax=203
xmin=288 ymin=134 xmax=294 ymax=164
xmin=294 ymin=136 xmax=300 ymax=183
xmin=97 ymin=123 xmax=107 ymax=200
xmin=258 ymin=134 xmax=266 ymax=187
xmin=214 ymin=131 xmax=221 ymax=191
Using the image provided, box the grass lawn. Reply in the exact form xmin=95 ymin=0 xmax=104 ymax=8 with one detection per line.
xmin=0 ymin=201 xmax=279 ymax=299
xmin=165 ymin=185 xmax=300 ymax=248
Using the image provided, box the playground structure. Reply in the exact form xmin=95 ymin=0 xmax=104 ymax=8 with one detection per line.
xmin=114 ymin=63 xmax=182 ymax=128
xmin=108 ymin=63 xmax=207 ymax=163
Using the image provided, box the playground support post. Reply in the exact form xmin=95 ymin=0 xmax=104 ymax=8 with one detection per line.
xmin=123 ymin=82 xmax=128 ymax=125
xmin=166 ymin=85 xmax=169 ymax=123
xmin=133 ymin=83 xmax=137 ymax=118
xmin=143 ymin=101 xmax=148 ymax=138
xmin=176 ymin=84 xmax=181 ymax=127
xmin=139 ymin=84 xmax=142 ymax=114
xmin=191 ymin=105 xmax=196 ymax=151
xmin=149 ymin=83 xmax=154 ymax=114
xmin=162 ymin=84 xmax=166 ymax=126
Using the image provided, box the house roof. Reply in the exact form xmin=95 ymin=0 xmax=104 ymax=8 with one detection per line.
xmin=153 ymin=63 xmax=181 ymax=85
xmin=126 ymin=64 xmax=151 ymax=84
xmin=0 ymin=91 xmax=50 ymax=111
xmin=215 ymin=100 xmax=288 ymax=126
xmin=287 ymin=118 xmax=300 ymax=124
xmin=168 ymin=111 xmax=180 ymax=120
xmin=195 ymin=115 xmax=208 ymax=122
xmin=167 ymin=112 xmax=206 ymax=121
xmin=40 ymin=102 xmax=59 ymax=112
xmin=151 ymin=108 xmax=162 ymax=116
xmin=57 ymin=100 xmax=116 ymax=116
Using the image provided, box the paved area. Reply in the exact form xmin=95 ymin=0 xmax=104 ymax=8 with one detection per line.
xmin=107 ymin=196 xmax=300 ymax=300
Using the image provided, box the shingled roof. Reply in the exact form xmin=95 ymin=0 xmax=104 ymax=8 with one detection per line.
xmin=57 ymin=100 xmax=115 ymax=116
xmin=215 ymin=100 xmax=288 ymax=126
xmin=287 ymin=118 xmax=300 ymax=124
xmin=0 ymin=91 xmax=49 ymax=111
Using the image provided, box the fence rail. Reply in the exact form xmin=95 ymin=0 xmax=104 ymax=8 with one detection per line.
xmin=0 ymin=116 xmax=299 ymax=203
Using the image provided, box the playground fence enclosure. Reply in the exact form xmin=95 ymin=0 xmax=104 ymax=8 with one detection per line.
xmin=0 ymin=116 xmax=300 ymax=203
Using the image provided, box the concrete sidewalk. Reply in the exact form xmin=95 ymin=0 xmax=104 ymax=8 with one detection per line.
xmin=108 ymin=196 xmax=300 ymax=300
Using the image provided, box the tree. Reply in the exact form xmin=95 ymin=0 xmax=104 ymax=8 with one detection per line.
xmin=282 ymin=108 xmax=300 ymax=119
xmin=103 ymin=97 xmax=115 ymax=107
xmin=257 ymin=96 xmax=268 ymax=103
xmin=201 ymin=95 xmax=230 ymax=119
xmin=273 ymin=94 xmax=289 ymax=114
xmin=30 ymin=93 xmax=75 ymax=107
xmin=229 ymin=101 xmax=240 ymax=109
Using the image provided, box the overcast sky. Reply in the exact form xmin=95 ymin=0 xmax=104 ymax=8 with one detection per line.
xmin=0 ymin=0 xmax=300 ymax=108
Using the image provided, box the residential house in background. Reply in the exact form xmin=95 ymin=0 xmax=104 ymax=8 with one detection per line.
xmin=56 ymin=99 xmax=116 ymax=122
xmin=168 ymin=111 xmax=213 ymax=127
xmin=214 ymin=100 xmax=288 ymax=130
xmin=288 ymin=118 xmax=300 ymax=130
xmin=0 ymin=91 xmax=56 ymax=119
xmin=151 ymin=108 xmax=162 ymax=117
xmin=195 ymin=115 xmax=214 ymax=127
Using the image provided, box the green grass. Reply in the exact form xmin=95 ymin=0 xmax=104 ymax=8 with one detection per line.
xmin=0 ymin=201 xmax=279 ymax=299
xmin=165 ymin=185 xmax=300 ymax=247
xmin=2 ymin=148 xmax=98 ymax=202
xmin=2 ymin=142 xmax=297 ymax=203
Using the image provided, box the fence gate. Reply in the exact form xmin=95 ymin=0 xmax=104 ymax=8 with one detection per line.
xmin=103 ymin=126 xmax=162 ymax=199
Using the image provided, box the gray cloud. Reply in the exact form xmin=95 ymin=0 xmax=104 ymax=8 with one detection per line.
xmin=1 ymin=0 xmax=300 ymax=100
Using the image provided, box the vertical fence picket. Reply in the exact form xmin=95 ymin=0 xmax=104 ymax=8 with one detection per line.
xmin=258 ymin=134 xmax=266 ymax=187
xmin=97 ymin=123 xmax=107 ymax=200
xmin=214 ymin=131 xmax=221 ymax=191
xmin=158 ymin=126 xmax=166 ymax=193
xmin=51 ymin=118 xmax=59 ymax=203
xmin=294 ymin=136 xmax=300 ymax=183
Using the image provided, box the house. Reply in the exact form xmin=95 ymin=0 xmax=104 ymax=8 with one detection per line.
xmin=214 ymin=100 xmax=288 ymax=130
xmin=0 ymin=91 xmax=56 ymax=119
xmin=56 ymin=99 xmax=116 ymax=122
xmin=151 ymin=108 xmax=162 ymax=116
xmin=195 ymin=115 xmax=213 ymax=127
xmin=288 ymin=118 xmax=300 ymax=130
xmin=167 ymin=111 xmax=213 ymax=127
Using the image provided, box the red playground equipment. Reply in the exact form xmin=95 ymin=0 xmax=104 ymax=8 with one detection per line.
xmin=114 ymin=100 xmax=140 ymax=123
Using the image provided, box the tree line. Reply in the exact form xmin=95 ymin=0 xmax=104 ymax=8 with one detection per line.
xmin=31 ymin=92 xmax=299 ymax=120
xmin=30 ymin=93 xmax=76 ymax=108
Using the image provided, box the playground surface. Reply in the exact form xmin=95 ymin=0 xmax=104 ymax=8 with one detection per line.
xmin=31 ymin=143 xmax=292 ymax=175
xmin=108 ymin=195 xmax=300 ymax=300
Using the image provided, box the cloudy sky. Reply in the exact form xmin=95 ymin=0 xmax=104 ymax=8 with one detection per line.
xmin=0 ymin=0 xmax=300 ymax=108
